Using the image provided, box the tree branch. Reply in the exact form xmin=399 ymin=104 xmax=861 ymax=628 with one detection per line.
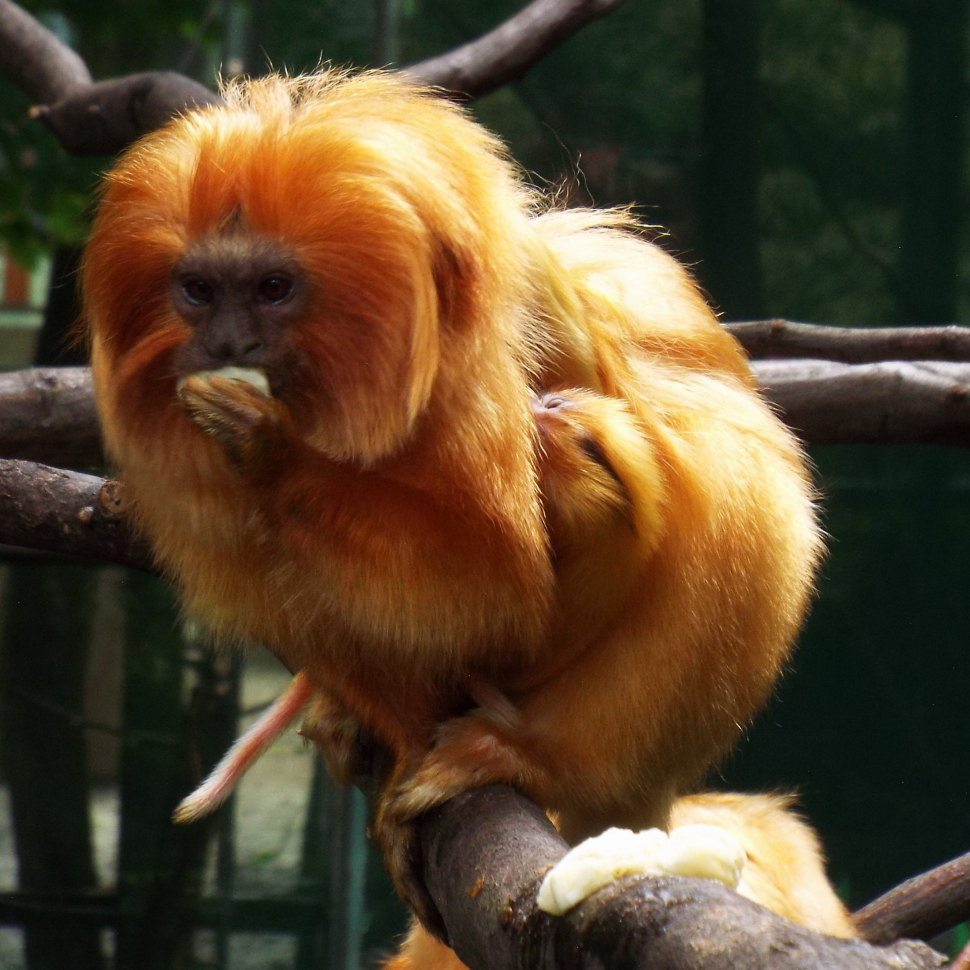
xmin=854 ymin=850 xmax=970 ymax=946
xmin=31 ymin=73 xmax=223 ymax=156
xmin=0 ymin=421 xmax=964 ymax=964
xmin=0 ymin=0 xmax=90 ymax=104
xmin=0 ymin=0 xmax=220 ymax=156
xmin=0 ymin=460 xmax=154 ymax=572
xmin=2 ymin=357 xmax=970 ymax=471
xmin=0 ymin=0 xmax=626 ymax=157
xmin=726 ymin=321 xmax=970 ymax=364
xmin=751 ymin=359 xmax=970 ymax=447
xmin=405 ymin=0 xmax=628 ymax=100
xmin=418 ymin=786 xmax=945 ymax=970
xmin=0 ymin=367 xmax=102 ymax=468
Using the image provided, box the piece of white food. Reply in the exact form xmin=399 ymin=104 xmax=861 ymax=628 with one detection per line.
xmin=537 ymin=823 xmax=746 ymax=916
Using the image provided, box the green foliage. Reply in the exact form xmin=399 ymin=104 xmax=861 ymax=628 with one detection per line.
xmin=0 ymin=78 xmax=99 ymax=264
xmin=15 ymin=0 xmax=218 ymax=77
xmin=760 ymin=0 xmax=905 ymax=324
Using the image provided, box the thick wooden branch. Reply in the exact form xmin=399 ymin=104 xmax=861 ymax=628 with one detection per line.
xmin=854 ymin=850 xmax=970 ymax=946
xmin=0 ymin=0 xmax=220 ymax=155
xmin=0 ymin=0 xmax=90 ymax=103
xmin=404 ymin=0 xmax=628 ymax=100
xmin=2 ymin=357 xmax=970 ymax=471
xmin=1 ymin=0 xmax=625 ymax=157
xmin=0 ymin=460 xmax=154 ymax=572
xmin=418 ymin=786 xmax=945 ymax=970
xmin=753 ymin=359 xmax=970 ymax=447
xmin=726 ymin=321 xmax=970 ymax=364
xmin=31 ymin=73 xmax=224 ymax=156
xmin=0 ymin=368 xmax=102 ymax=468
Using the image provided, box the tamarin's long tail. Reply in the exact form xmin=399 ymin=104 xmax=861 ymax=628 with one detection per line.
xmin=173 ymin=670 xmax=315 ymax=823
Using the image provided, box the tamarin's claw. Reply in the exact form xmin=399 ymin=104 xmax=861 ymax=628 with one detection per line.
xmin=537 ymin=824 xmax=746 ymax=916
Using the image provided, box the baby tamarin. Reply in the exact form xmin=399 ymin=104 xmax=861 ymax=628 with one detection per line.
xmin=82 ymin=69 xmax=844 ymax=952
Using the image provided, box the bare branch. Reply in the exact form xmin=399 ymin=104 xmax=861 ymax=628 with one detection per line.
xmin=0 ymin=367 xmax=102 ymax=468
xmin=854 ymin=850 xmax=970 ymax=946
xmin=2 ymin=358 xmax=970 ymax=472
xmin=405 ymin=0 xmax=628 ymax=100
xmin=751 ymin=359 xmax=970 ymax=447
xmin=0 ymin=0 xmax=90 ymax=104
xmin=418 ymin=785 xmax=944 ymax=970
xmin=1 ymin=0 xmax=626 ymax=158
xmin=0 ymin=0 xmax=221 ymax=156
xmin=0 ymin=0 xmax=621 ymax=156
xmin=0 ymin=460 xmax=154 ymax=572
xmin=32 ymin=72 xmax=223 ymax=156
xmin=727 ymin=321 xmax=970 ymax=364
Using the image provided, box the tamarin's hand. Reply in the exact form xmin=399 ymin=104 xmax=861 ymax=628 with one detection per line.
xmin=176 ymin=369 xmax=284 ymax=470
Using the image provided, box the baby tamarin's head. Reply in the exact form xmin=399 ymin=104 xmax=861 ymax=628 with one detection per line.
xmin=82 ymin=71 xmax=533 ymax=469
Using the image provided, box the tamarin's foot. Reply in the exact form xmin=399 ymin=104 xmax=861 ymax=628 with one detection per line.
xmin=372 ymin=711 xmax=541 ymax=938
xmin=177 ymin=368 xmax=283 ymax=468
xmin=537 ymin=824 xmax=746 ymax=916
xmin=299 ymin=693 xmax=393 ymax=793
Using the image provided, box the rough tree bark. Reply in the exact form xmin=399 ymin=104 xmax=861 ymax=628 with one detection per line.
xmin=724 ymin=321 xmax=970 ymax=363
xmin=405 ymin=0 xmax=628 ymax=100
xmin=417 ymin=786 xmax=948 ymax=970
xmin=4 ymin=338 xmax=970 ymax=471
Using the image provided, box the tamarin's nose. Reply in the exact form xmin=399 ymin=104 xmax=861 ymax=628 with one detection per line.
xmin=202 ymin=313 xmax=264 ymax=364
xmin=209 ymin=336 xmax=263 ymax=362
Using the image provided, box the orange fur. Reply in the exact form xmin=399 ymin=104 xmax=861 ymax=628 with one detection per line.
xmin=82 ymin=69 xmax=840 ymax=956
xmin=671 ymin=793 xmax=854 ymax=937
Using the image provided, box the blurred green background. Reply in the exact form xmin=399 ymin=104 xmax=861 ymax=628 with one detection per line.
xmin=0 ymin=0 xmax=969 ymax=967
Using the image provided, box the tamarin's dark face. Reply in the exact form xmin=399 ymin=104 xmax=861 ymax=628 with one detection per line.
xmin=169 ymin=234 xmax=308 ymax=397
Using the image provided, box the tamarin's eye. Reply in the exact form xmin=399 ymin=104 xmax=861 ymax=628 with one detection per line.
xmin=182 ymin=278 xmax=214 ymax=305
xmin=258 ymin=275 xmax=293 ymax=303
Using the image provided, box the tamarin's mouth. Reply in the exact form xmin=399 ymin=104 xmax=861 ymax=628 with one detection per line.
xmin=176 ymin=366 xmax=271 ymax=397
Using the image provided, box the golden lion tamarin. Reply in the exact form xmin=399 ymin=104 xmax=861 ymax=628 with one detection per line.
xmin=83 ymin=68 xmax=850 ymax=958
